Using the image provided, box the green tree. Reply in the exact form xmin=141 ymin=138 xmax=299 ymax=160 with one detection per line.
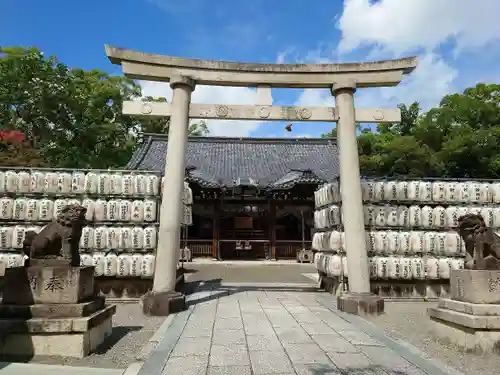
xmin=0 ymin=46 xmax=210 ymax=169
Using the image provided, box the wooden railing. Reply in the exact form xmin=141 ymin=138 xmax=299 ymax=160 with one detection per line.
xmin=275 ymin=240 xmax=312 ymax=259
xmin=186 ymin=240 xmax=213 ymax=257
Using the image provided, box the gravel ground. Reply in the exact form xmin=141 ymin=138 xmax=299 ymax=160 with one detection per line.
xmin=0 ymin=304 xmax=165 ymax=369
xmin=183 ymin=262 xmax=317 ymax=284
xmin=365 ymin=302 xmax=500 ymax=375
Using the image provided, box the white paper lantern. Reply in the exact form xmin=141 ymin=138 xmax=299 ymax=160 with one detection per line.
xmin=480 ymin=206 xmax=495 ymax=227
xmin=424 ymin=232 xmax=437 ymax=254
xmin=0 ymin=227 xmax=13 ymax=248
xmin=94 ymin=199 xmax=107 ymax=221
xmin=17 ymin=171 xmax=30 ymax=194
xmin=369 ymin=257 xmax=378 ymax=279
xmin=396 ymin=206 xmax=409 ymax=227
xmin=80 ymin=253 xmax=93 ymax=266
xmin=445 ymin=181 xmax=459 ymax=203
xmin=81 ymin=199 xmax=95 ymax=221
xmin=400 ymin=257 xmax=412 ymax=280
xmin=383 ymin=181 xmax=398 ymax=202
xmin=144 ymin=199 xmax=157 ymax=222
xmin=109 ymin=173 xmax=123 ymax=195
xmin=409 ymin=231 xmax=425 ymax=254
xmin=131 ymin=227 xmax=144 ymax=250
xmin=119 ymin=227 xmax=133 ymax=249
xmin=84 ymin=172 xmax=99 ymax=194
xmin=0 ymin=172 xmax=5 ymax=193
xmin=122 ymin=174 xmax=134 ymax=196
xmin=411 ymin=257 xmax=424 ymax=280
xmin=363 ymin=205 xmax=376 ymax=226
xmin=312 ymin=232 xmax=322 ymax=250
xmin=407 ymin=181 xmax=420 ymax=201
xmin=435 ymin=232 xmax=447 ymax=256
xmin=30 ymin=171 xmax=45 ymax=193
xmin=143 ymin=226 xmax=158 ymax=249
xmin=107 ymin=227 xmax=120 ymax=249
xmin=24 ymin=199 xmax=38 ymax=221
xmin=135 ymin=175 xmax=147 ymax=196
xmin=130 ymin=253 xmax=144 ymax=277
xmin=420 ymin=206 xmax=433 ymax=229
xmin=37 ymin=199 xmax=53 ymax=221
xmin=387 ymin=256 xmax=401 ymax=279
xmin=438 ymin=258 xmax=451 ymax=279
xmin=444 ymin=232 xmax=462 ymax=257
xmin=374 ymin=206 xmax=386 ymax=227
xmin=397 ymin=181 xmax=410 ymax=201
xmin=71 ymin=172 xmax=86 ymax=194
xmin=448 ymin=257 xmax=462 ymax=271
xmin=53 ymin=199 xmax=68 ymax=219
xmin=117 ymin=253 xmax=131 ymax=277
xmin=141 ymin=253 xmax=156 ymax=278
xmin=386 ymin=231 xmax=399 ymax=254
xmin=455 ymin=206 xmax=469 ymax=221
xmin=11 ymin=226 xmax=26 ymax=248
xmin=432 ymin=206 xmax=446 ymax=228
xmin=106 ymin=200 xmax=119 ymax=221
xmin=432 ymin=181 xmax=446 ymax=202
xmin=425 ymin=256 xmax=439 ymax=279
xmin=12 ymin=198 xmax=27 ymax=221
xmin=328 ymin=205 xmax=341 ymax=227
xmin=419 ymin=181 xmax=433 ymax=202
xmin=490 ymin=183 xmax=500 ymax=203
xmin=146 ymin=175 xmax=160 ymax=196
xmin=385 ymin=205 xmax=398 ymax=227
xmin=456 ymin=182 xmax=468 ymax=202
xmin=376 ymin=256 xmax=389 ymax=279
xmin=103 ymin=252 xmax=118 ymax=277
xmin=362 ymin=181 xmax=376 ymax=202
xmin=97 ymin=172 xmax=111 ymax=195
xmin=366 ymin=231 xmax=376 ymax=253
xmin=93 ymin=226 xmax=108 ymax=250
xmin=118 ymin=200 xmax=132 ymax=222
xmin=329 ymin=255 xmax=342 ymax=277
xmin=374 ymin=182 xmax=385 ymax=202
xmin=92 ymin=252 xmax=106 ymax=276
xmin=374 ymin=231 xmax=388 ymax=255
xmin=398 ymin=232 xmax=411 ymax=255
xmin=79 ymin=226 xmax=94 ymax=249
xmin=445 ymin=206 xmax=459 ymax=228
xmin=131 ymin=200 xmax=145 ymax=222
xmin=0 ymin=198 xmax=13 ymax=220
xmin=5 ymin=171 xmax=19 ymax=193
xmin=408 ymin=205 xmax=422 ymax=227
xmin=56 ymin=172 xmax=72 ymax=194
xmin=328 ymin=231 xmax=342 ymax=252
xmin=493 ymin=207 xmax=500 ymax=228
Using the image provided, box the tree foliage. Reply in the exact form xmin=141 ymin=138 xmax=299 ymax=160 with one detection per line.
xmin=323 ymin=84 xmax=500 ymax=179
xmin=0 ymin=46 xmax=209 ymax=169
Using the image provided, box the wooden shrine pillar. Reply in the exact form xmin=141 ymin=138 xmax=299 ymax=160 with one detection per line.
xmin=269 ymin=200 xmax=276 ymax=260
xmin=212 ymin=201 xmax=220 ymax=260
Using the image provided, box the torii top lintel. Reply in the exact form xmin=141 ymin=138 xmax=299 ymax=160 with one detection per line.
xmin=105 ymin=45 xmax=418 ymax=89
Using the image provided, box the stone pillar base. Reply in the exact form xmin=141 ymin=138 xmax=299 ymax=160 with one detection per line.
xmin=337 ymin=293 xmax=384 ymax=316
xmin=0 ymin=304 xmax=115 ymax=358
xmin=140 ymin=290 xmax=186 ymax=316
xmin=429 ymin=299 xmax=500 ymax=354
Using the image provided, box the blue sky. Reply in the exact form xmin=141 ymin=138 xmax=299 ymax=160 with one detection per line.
xmin=2 ymin=0 xmax=499 ymax=137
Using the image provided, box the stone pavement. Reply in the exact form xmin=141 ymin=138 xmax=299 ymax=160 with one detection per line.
xmin=137 ymin=282 xmax=464 ymax=375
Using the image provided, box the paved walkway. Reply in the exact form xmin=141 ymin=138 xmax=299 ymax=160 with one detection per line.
xmin=137 ymin=282 xmax=464 ymax=375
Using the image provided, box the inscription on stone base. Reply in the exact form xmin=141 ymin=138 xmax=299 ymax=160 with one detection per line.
xmin=3 ymin=266 xmax=95 ymax=305
xmin=451 ymin=269 xmax=500 ymax=304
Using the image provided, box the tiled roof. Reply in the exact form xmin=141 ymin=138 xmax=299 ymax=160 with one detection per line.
xmin=126 ymin=134 xmax=340 ymax=189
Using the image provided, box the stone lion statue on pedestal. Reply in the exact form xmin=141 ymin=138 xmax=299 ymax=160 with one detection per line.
xmin=456 ymin=213 xmax=500 ymax=270
xmin=23 ymin=204 xmax=87 ymax=267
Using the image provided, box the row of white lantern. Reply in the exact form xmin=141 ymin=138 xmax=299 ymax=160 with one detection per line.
xmin=315 ymin=252 xmax=465 ymax=280
xmin=0 ymin=170 xmax=194 ymax=204
xmin=315 ymin=181 xmax=500 ymax=207
xmin=312 ymin=230 xmax=465 ymax=256
xmin=0 ymin=225 xmax=159 ymax=250
xmin=315 ymin=204 xmax=500 ymax=230
xmin=0 ymin=197 xmax=158 ymax=222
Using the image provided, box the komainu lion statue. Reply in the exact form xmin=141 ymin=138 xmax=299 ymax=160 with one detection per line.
xmin=456 ymin=214 xmax=500 ymax=270
xmin=23 ymin=204 xmax=87 ymax=266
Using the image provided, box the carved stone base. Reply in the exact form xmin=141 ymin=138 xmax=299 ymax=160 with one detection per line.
xmin=3 ymin=266 xmax=94 ymax=305
xmin=0 ymin=304 xmax=116 ymax=358
xmin=140 ymin=290 xmax=186 ymax=316
xmin=337 ymin=292 xmax=384 ymax=316
xmin=450 ymin=269 xmax=500 ymax=304
xmin=428 ymin=298 xmax=500 ymax=354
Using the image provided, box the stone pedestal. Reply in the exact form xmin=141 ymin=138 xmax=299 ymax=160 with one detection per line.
xmin=337 ymin=292 xmax=384 ymax=316
xmin=428 ymin=269 xmax=500 ymax=354
xmin=0 ymin=265 xmax=116 ymax=358
xmin=140 ymin=290 xmax=185 ymax=316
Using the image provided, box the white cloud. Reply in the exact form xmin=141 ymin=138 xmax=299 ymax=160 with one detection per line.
xmin=337 ymin=0 xmax=500 ymax=56
xmin=139 ymin=81 xmax=271 ymax=137
xmin=294 ymin=52 xmax=457 ymax=111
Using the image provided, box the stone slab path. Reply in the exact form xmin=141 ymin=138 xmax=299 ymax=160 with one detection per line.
xmin=137 ymin=283 xmax=464 ymax=375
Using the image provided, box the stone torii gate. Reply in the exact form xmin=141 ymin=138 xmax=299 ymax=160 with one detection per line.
xmin=106 ymin=45 xmax=417 ymax=316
